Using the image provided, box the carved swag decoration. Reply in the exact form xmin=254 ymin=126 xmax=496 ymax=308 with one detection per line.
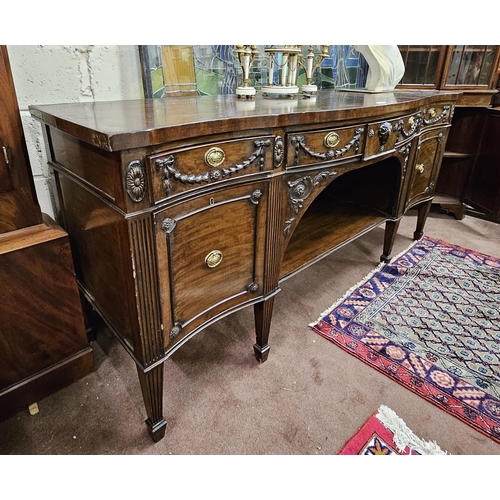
xmin=423 ymin=106 xmax=450 ymax=126
xmin=289 ymin=128 xmax=364 ymax=165
xmin=155 ymin=139 xmax=271 ymax=196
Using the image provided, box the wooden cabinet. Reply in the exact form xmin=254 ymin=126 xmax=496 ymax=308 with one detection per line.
xmin=0 ymin=46 xmax=43 ymax=234
xmin=0 ymin=46 xmax=93 ymax=421
xmin=463 ymin=107 xmax=500 ymax=223
xmin=398 ymin=45 xmax=500 ymax=221
xmin=30 ymin=89 xmax=459 ymax=441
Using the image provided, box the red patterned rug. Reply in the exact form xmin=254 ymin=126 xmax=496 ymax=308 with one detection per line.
xmin=339 ymin=405 xmax=446 ymax=455
xmin=311 ymin=236 xmax=500 ymax=443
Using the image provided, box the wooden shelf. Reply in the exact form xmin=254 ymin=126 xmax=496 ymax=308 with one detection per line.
xmin=432 ymin=193 xmax=466 ymax=220
xmin=279 ymin=200 xmax=386 ymax=281
xmin=443 ymin=151 xmax=472 ymax=159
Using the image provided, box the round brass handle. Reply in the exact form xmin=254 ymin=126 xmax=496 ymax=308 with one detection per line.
xmin=205 ymin=250 xmax=223 ymax=268
xmin=204 ymin=147 xmax=225 ymax=168
xmin=324 ymin=131 xmax=340 ymax=148
xmin=416 ymin=163 xmax=425 ymax=174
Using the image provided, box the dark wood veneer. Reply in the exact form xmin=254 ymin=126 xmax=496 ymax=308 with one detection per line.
xmin=31 ymin=89 xmax=459 ymax=441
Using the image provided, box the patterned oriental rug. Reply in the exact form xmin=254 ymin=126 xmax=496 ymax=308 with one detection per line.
xmin=339 ymin=405 xmax=447 ymax=455
xmin=310 ymin=236 xmax=500 ymax=443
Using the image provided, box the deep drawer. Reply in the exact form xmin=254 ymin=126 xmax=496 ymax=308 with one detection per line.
xmin=154 ymin=181 xmax=267 ymax=351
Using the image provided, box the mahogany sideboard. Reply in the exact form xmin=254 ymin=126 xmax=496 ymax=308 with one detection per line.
xmin=30 ymin=89 xmax=459 ymax=441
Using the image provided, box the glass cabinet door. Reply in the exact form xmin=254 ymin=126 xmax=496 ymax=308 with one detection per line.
xmin=441 ymin=45 xmax=500 ymax=89
xmin=397 ymin=45 xmax=446 ymax=88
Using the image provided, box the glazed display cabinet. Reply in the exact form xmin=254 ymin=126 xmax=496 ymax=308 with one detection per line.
xmin=398 ymin=45 xmax=500 ymax=106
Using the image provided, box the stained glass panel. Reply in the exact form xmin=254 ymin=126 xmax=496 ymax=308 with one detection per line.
xmin=140 ymin=45 xmax=367 ymax=98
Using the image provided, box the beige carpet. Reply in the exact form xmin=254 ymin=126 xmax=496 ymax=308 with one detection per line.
xmin=1 ymin=208 xmax=500 ymax=455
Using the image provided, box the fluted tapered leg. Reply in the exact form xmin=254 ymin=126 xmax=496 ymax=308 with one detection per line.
xmin=253 ymin=297 xmax=275 ymax=363
xmin=137 ymin=363 xmax=166 ymax=442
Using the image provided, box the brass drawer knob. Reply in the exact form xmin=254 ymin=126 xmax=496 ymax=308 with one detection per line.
xmin=416 ymin=163 xmax=425 ymax=174
xmin=205 ymin=250 xmax=223 ymax=268
xmin=204 ymin=147 xmax=225 ymax=168
xmin=428 ymin=108 xmax=436 ymax=118
xmin=324 ymin=131 xmax=340 ymax=148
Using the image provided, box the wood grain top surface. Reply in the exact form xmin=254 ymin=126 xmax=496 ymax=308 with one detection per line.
xmin=30 ymin=89 xmax=460 ymax=152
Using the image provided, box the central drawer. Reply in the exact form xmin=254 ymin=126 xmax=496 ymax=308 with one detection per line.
xmin=154 ymin=181 xmax=267 ymax=351
xmin=285 ymin=124 xmax=366 ymax=169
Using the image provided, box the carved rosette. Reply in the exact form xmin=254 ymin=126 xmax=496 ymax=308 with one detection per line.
xmin=169 ymin=323 xmax=182 ymax=339
xmin=274 ymin=135 xmax=284 ymax=168
xmin=284 ymin=170 xmax=338 ymax=236
xmin=250 ymin=189 xmax=262 ymax=205
xmin=161 ymin=218 xmax=177 ymax=234
xmin=125 ymin=160 xmax=147 ymax=203
xmin=155 ymin=140 xmax=271 ymax=196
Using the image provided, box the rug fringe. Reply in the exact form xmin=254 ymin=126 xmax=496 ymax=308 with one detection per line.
xmin=376 ymin=405 xmax=448 ymax=455
xmin=308 ymin=238 xmax=420 ymax=328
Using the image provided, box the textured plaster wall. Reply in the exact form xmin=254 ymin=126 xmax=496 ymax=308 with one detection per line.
xmin=7 ymin=45 xmax=144 ymax=218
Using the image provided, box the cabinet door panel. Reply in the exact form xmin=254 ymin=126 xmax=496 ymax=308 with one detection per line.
xmin=155 ymin=182 xmax=267 ymax=350
xmin=0 ymin=46 xmax=42 ymax=232
xmin=405 ymin=129 xmax=447 ymax=209
xmin=0 ymin=146 xmax=12 ymax=193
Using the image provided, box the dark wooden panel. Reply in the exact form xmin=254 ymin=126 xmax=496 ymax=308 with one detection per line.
xmin=49 ymin=128 xmax=125 ymax=207
xmin=464 ymin=108 xmax=500 ymax=222
xmin=406 ymin=129 xmax=448 ymax=209
xmin=57 ymin=175 xmax=139 ymax=347
xmin=0 ymin=45 xmax=42 ymax=232
xmin=436 ymin=107 xmax=487 ymax=202
xmin=0 ymin=189 xmax=45 ymax=233
xmin=0 ymin=224 xmax=90 ymax=388
xmin=0 ymin=219 xmax=94 ymax=421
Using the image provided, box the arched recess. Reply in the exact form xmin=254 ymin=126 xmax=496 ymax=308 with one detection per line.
xmin=278 ymin=155 xmax=404 ymax=283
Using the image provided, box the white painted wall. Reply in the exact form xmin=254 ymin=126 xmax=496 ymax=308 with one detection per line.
xmin=7 ymin=45 xmax=144 ymax=219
